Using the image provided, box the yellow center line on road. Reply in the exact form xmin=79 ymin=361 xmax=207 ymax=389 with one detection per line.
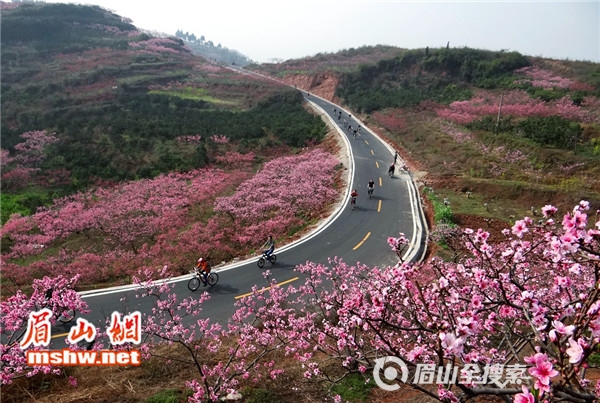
xmin=370 ymin=150 xmax=374 ymax=156
xmin=375 ymin=161 xmax=379 ymax=168
xmin=378 ymin=200 xmax=382 ymax=212
xmin=51 ymin=332 xmax=70 ymax=339
xmin=364 ymin=140 xmax=369 ymax=145
xmin=379 ymin=177 xmax=382 ymax=187
xmin=235 ymin=277 xmax=299 ymax=300
xmin=353 ymin=232 xmax=371 ymax=250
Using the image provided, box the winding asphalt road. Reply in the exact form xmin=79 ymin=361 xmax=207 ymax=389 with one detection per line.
xmin=49 ymin=93 xmax=428 ymax=344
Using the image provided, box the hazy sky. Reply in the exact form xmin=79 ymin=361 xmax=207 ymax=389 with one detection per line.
xmin=40 ymin=0 xmax=599 ymax=64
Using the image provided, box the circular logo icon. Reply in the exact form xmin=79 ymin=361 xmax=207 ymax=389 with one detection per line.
xmin=373 ymin=356 xmax=409 ymax=391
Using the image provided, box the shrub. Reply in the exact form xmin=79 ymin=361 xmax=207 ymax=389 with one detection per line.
xmin=518 ymin=115 xmax=583 ymax=149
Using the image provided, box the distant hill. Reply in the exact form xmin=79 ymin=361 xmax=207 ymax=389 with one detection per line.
xmin=175 ymin=30 xmax=251 ymax=66
xmin=251 ymin=45 xmax=600 ymax=215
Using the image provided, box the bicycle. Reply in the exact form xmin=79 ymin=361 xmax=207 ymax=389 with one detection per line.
xmin=350 ymin=196 xmax=357 ymax=210
xmin=188 ymin=267 xmax=219 ymax=291
xmin=367 ymin=186 xmax=374 ymax=199
xmin=257 ymin=251 xmax=277 ymax=268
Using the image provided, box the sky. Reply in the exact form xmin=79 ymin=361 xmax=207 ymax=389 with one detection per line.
xmin=39 ymin=0 xmax=599 ymax=64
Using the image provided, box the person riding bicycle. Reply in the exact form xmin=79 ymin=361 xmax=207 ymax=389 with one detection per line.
xmin=367 ymin=179 xmax=375 ymax=196
xmin=262 ymin=235 xmax=275 ymax=259
xmin=388 ymin=163 xmax=395 ymax=177
xmin=350 ymin=189 xmax=358 ymax=206
xmin=195 ymin=257 xmax=211 ymax=284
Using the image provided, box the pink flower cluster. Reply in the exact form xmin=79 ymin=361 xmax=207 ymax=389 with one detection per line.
xmin=228 ymin=200 xmax=599 ymax=402
xmin=210 ymin=135 xmax=230 ymax=144
xmin=175 ymin=134 xmax=203 ymax=144
xmin=214 ymin=151 xmax=255 ymax=168
xmin=1 ymin=131 xmax=63 ymax=190
xmin=440 ymin=123 xmax=474 ymax=143
xmin=215 ymin=149 xmax=339 ymax=240
xmin=129 ymin=38 xmax=184 ymax=55
xmin=436 ymin=90 xmax=596 ymax=124
xmin=514 ymin=66 xmax=591 ymax=91
xmin=525 ymin=352 xmax=558 ymax=393
xmin=1 ymin=275 xmax=89 ymax=384
xmin=12 ymin=130 xmax=59 ymax=167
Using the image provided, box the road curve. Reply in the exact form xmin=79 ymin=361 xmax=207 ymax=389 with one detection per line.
xmin=50 ymin=90 xmax=428 ymax=344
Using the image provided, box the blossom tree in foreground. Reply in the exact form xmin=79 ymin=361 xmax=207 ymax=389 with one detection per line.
xmin=0 ymin=275 xmax=89 ymax=384
xmin=4 ymin=201 xmax=598 ymax=402
xmin=128 ymin=267 xmax=289 ymax=402
xmin=234 ymin=201 xmax=599 ymax=402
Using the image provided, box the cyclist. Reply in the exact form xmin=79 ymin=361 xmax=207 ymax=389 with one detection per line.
xmin=195 ymin=257 xmax=211 ymax=285
xmin=350 ymin=189 xmax=358 ymax=209
xmin=388 ymin=163 xmax=395 ymax=177
xmin=262 ymin=235 xmax=275 ymax=259
xmin=367 ymin=179 xmax=375 ymax=198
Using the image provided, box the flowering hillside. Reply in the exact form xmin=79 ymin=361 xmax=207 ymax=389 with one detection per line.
xmin=1 ymin=148 xmax=339 ymax=288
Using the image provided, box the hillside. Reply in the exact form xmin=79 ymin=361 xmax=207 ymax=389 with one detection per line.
xmin=251 ymin=47 xmax=600 ymax=240
xmin=0 ymin=2 xmax=327 ymax=224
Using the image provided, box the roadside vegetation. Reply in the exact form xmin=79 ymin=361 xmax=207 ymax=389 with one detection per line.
xmin=257 ymin=46 xmax=600 ymax=231
xmin=2 ymin=2 xmax=600 ymax=403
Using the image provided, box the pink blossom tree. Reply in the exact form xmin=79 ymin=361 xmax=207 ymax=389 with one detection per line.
xmin=125 ymin=200 xmax=598 ymax=401
xmin=12 ymin=130 xmax=59 ymax=167
xmin=214 ymin=148 xmax=339 ymax=243
xmin=124 ymin=267 xmax=288 ymax=401
xmin=0 ymin=167 xmax=248 ymax=284
xmin=514 ymin=66 xmax=594 ymax=91
xmin=232 ymin=200 xmax=600 ymax=402
xmin=0 ymin=275 xmax=89 ymax=385
xmin=1 ymin=131 xmax=61 ymax=191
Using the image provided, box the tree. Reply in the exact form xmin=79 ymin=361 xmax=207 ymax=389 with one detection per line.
xmin=236 ymin=201 xmax=600 ymax=402
xmin=1 ymin=130 xmax=60 ymax=191
xmin=0 ymin=275 xmax=89 ymax=384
